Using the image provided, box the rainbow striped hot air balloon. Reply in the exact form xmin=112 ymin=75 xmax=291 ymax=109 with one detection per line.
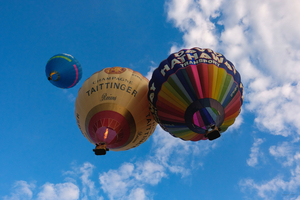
xmin=45 ymin=53 xmax=82 ymax=89
xmin=148 ymin=47 xmax=243 ymax=141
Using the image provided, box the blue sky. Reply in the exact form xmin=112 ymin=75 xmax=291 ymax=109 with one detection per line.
xmin=1 ymin=0 xmax=300 ymax=199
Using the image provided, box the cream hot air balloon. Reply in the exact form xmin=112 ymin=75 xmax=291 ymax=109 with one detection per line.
xmin=75 ymin=67 xmax=157 ymax=155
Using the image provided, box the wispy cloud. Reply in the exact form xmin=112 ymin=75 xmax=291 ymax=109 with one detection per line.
xmin=37 ymin=182 xmax=80 ymax=200
xmin=79 ymin=163 xmax=100 ymax=199
xmin=246 ymin=83 xmax=300 ymax=137
xmin=240 ymin=165 xmax=300 ymax=199
xmin=3 ymin=163 xmax=103 ymax=200
xmin=151 ymin=127 xmax=215 ymax=175
xmin=247 ymin=138 xmax=265 ymax=167
xmin=269 ymin=141 xmax=300 ymax=167
xmin=145 ymin=61 xmax=157 ymax=81
xmin=63 ymin=90 xmax=76 ymax=103
xmin=3 ymin=181 xmax=80 ymax=200
xmin=166 ymin=0 xmax=221 ymax=52
xmin=99 ymin=163 xmax=138 ymax=200
xmin=220 ymin=0 xmax=300 ymax=137
xmin=3 ymin=181 xmax=35 ymax=200
xmin=98 ymin=161 xmax=159 ymax=200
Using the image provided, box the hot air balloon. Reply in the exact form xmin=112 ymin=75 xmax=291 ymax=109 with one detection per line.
xmin=45 ymin=53 xmax=82 ymax=88
xmin=75 ymin=67 xmax=157 ymax=155
xmin=148 ymin=47 xmax=243 ymax=141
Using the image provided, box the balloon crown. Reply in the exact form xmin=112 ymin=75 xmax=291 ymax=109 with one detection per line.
xmin=104 ymin=67 xmax=126 ymax=74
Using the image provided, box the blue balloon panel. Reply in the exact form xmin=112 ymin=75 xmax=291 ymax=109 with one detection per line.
xmin=45 ymin=53 xmax=82 ymax=89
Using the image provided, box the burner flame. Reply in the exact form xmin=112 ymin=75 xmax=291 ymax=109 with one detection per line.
xmin=104 ymin=128 xmax=108 ymax=140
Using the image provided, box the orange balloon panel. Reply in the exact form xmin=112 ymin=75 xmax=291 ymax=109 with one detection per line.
xmin=75 ymin=67 xmax=157 ymax=151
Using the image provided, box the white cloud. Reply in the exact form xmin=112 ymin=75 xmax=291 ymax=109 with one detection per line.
xmin=127 ymin=188 xmax=147 ymax=200
xmin=99 ymin=163 xmax=135 ymax=200
xmin=152 ymin=127 xmax=215 ymax=174
xmin=247 ymin=138 xmax=265 ymax=167
xmin=3 ymin=181 xmax=35 ymax=200
xmin=62 ymin=90 xmax=76 ymax=103
xmin=79 ymin=162 xmax=101 ymax=200
xmin=246 ymin=83 xmax=300 ymax=137
xmin=220 ymin=0 xmax=300 ymax=81
xmin=134 ymin=160 xmax=167 ymax=185
xmin=37 ymin=182 xmax=79 ymax=200
xmin=294 ymin=196 xmax=300 ymax=200
xmin=99 ymin=163 xmax=152 ymax=200
xmin=295 ymin=153 xmax=300 ymax=161
xmin=269 ymin=141 xmax=300 ymax=167
xmin=240 ymin=165 xmax=300 ymax=199
xmin=219 ymin=0 xmax=300 ymax=137
xmin=3 ymin=163 xmax=103 ymax=200
xmin=3 ymin=181 xmax=80 ymax=200
xmin=145 ymin=61 xmax=157 ymax=81
xmin=166 ymin=0 xmax=222 ymax=52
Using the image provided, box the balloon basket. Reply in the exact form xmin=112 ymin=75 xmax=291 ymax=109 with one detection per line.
xmin=93 ymin=148 xmax=107 ymax=155
xmin=93 ymin=143 xmax=110 ymax=156
xmin=205 ymin=127 xmax=221 ymax=141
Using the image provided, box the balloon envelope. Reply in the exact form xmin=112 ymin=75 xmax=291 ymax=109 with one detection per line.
xmin=75 ymin=67 xmax=157 ymax=152
xmin=45 ymin=53 xmax=82 ymax=88
xmin=148 ymin=48 xmax=243 ymax=141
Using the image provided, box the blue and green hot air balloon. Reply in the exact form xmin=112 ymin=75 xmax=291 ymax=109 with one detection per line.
xmin=45 ymin=53 xmax=82 ymax=89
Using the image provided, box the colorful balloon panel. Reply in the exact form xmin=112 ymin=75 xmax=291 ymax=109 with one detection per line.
xmin=148 ymin=47 xmax=243 ymax=141
xmin=45 ymin=53 xmax=82 ymax=89
xmin=75 ymin=67 xmax=157 ymax=152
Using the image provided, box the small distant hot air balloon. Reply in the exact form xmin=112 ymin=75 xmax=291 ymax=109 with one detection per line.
xmin=75 ymin=67 xmax=157 ymax=155
xmin=45 ymin=53 xmax=82 ymax=88
xmin=148 ymin=47 xmax=243 ymax=141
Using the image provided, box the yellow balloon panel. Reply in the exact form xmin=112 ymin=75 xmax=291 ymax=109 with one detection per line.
xmin=75 ymin=67 xmax=157 ymax=151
